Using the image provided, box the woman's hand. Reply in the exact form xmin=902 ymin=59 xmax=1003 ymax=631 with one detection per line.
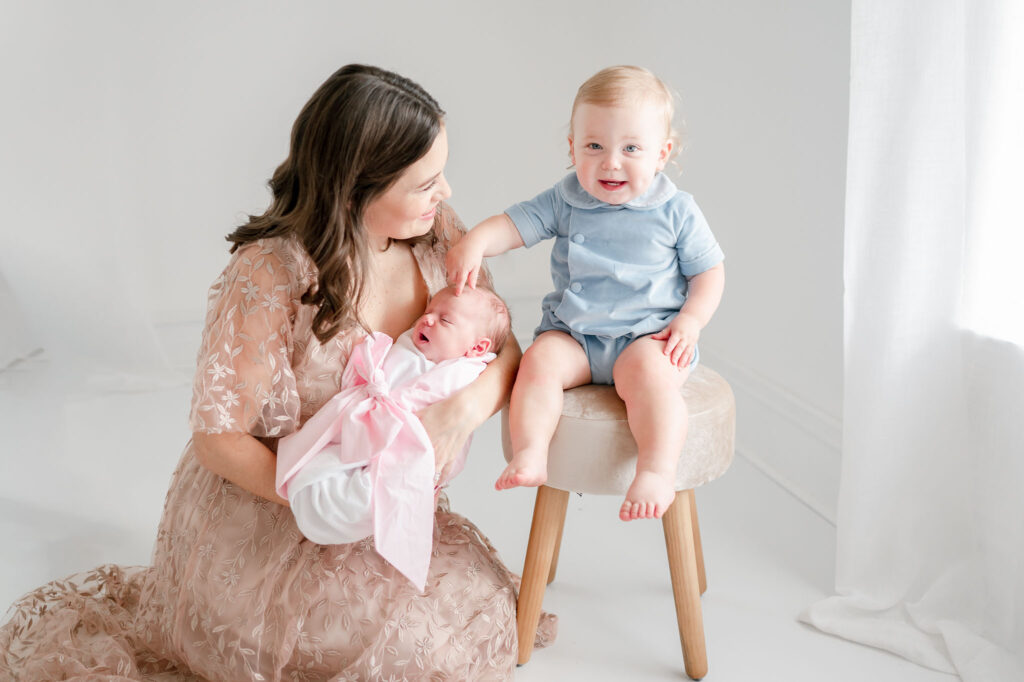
xmin=416 ymin=394 xmax=476 ymax=483
xmin=415 ymin=309 xmax=522 ymax=485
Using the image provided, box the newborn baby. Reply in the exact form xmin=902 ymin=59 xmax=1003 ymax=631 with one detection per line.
xmin=276 ymin=285 xmax=511 ymax=590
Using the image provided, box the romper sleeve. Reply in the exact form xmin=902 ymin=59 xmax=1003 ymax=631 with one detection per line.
xmin=504 ymin=185 xmax=562 ymax=248
xmin=188 ymin=241 xmax=303 ymax=438
xmin=674 ymin=195 xmax=725 ymax=276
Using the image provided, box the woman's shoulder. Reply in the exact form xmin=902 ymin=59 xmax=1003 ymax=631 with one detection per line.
xmin=433 ymin=201 xmax=467 ymax=246
xmin=225 ymin=236 xmax=317 ymax=289
xmin=230 ymin=236 xmax=310 ymax=267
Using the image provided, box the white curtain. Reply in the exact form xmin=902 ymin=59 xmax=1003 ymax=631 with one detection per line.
xmin=802 ymin=2 xmax=1024 ymax=680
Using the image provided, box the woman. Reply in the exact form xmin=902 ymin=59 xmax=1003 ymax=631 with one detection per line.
xmin=1 ymin=64 xmax=553 ymax=681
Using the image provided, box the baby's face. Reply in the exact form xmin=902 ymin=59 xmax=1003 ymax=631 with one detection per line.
xmin=413 ymin=288 xmax=491 ymax=362
xmin=569 ymin=101 xmax=672 ymax=205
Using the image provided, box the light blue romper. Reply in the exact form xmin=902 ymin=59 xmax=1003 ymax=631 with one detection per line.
xmin=505 ymin=172 xmax=724 ymax=384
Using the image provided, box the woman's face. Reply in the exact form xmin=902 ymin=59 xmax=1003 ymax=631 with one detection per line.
xmin=363 ymin=126 xmax=452 ymax=247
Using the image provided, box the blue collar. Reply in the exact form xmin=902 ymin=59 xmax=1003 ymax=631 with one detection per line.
xmin=556 ymin=171 xmax=677 ymax=210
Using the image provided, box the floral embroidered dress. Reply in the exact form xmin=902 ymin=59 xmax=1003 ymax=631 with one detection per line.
xmin=0 ymin=205 xmax=553 ymax=681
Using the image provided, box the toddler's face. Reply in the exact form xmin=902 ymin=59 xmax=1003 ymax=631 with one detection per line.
xmin=412 ymin=287 xmax=491 ymax=362
xmin=569 ymin=101 xmax=672 ymax=205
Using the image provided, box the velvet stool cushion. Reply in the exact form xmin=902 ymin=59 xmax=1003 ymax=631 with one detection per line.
xmin=500 ymin=364 xmax=735 ymax=494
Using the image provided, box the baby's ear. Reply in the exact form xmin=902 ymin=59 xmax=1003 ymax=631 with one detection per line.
xmin=657 ymin=138 xmax=674 ymax=171
xmin=465 ymin=337 xmax=493 ymax=357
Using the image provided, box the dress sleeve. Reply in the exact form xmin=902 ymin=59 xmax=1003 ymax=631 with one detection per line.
xmin=189 ymin=241 xmax=302 ymax=437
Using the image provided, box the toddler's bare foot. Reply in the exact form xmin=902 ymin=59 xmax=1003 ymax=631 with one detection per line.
xmin=619 ymin=470 xmax=676 ymax=521
xmin=495 ymin=450 xmax=548 ymax=490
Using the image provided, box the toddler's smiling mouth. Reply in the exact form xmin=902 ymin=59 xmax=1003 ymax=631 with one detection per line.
xmin=599 ymin=180 xmax=626 ymax=189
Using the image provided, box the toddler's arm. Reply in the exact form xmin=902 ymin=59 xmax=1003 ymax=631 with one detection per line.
xmin=446 ymin=214 xmax=525 ymax=294
xmin=652 ymin=263 xmax=725 ymax=368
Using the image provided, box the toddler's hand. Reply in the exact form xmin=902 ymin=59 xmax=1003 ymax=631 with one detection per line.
xmin=445 ymin=237 xmax=485 ymax=295
xmin=651 ymin=312 xmax=701 ymax=369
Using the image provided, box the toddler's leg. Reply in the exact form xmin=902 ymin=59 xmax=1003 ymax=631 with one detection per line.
xmin=497 ymin=331 xmax=591 ymax=490
xmin=612 ymin=336 xmax=691 ymax=521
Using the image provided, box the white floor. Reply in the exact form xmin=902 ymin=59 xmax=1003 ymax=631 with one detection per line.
xmin=0 ymin=344 xmax=954 ymax=681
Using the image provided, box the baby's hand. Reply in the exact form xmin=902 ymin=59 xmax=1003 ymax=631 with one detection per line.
xmin=445 ymin=235 xmax=486 ymax=294
xmin=651 ymin=312 xmax=701 ymax=368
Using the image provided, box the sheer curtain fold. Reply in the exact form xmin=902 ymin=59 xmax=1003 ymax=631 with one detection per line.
xmin=801 ymin=2 xmax=1024 ymax=680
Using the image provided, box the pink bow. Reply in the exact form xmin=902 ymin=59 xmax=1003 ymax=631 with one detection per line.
xmin=276 ymin=333 xmax=436 ymax=591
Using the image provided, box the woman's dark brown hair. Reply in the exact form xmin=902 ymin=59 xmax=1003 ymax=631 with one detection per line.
xmin=226 ymin=64 xmax=445 ymax=342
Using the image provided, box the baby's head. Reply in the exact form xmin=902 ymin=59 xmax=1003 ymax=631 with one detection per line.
xmin=568 ymin=65 xmax=679 ymax=206
xmin=412 ymin=285 xmax=511 ymax=363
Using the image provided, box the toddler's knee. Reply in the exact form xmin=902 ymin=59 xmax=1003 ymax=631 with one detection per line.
xmin=517 ymin=370 xmax=562 ymax=396
xmin=518 ymin=347 xmax=549 ymax=376
xmin=613 ymin=353 xmax=655 ymax=384
xmin=519 ymin=343 xmax=570 ymax=382
xmin=613 ymin=356 xmax=679 ymax=397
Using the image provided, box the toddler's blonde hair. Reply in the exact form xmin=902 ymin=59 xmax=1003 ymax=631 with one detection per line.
xmin=570 ymin=65 xmax=681 ymax=159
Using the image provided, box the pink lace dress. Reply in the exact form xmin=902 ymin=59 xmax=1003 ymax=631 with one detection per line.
xmin=0 ymin=205 xmax=554 ymax=681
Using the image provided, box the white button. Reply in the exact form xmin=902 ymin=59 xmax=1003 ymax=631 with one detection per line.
xmin=570 ymin=282 xmax=582 ymax=293
xmin=572 ymin=233 xmax=585 ymax=244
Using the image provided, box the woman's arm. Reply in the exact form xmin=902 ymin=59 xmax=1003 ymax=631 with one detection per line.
xmin=189 ymin=242 xmax=306 ymax=508
xmin=193 ymin=431 xmax=290 ymax=506
xmin=417 ymin=334 xmax=522 ymax=479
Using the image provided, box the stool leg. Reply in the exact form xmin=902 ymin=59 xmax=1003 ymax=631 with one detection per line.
xmin=517 ymin=485 xmax=569 ymax=665
xmin=547 ymin=507 xmax=567 ymax=585
xmin=688 ymin=489 xmax=707 ymax=595
xmin=663 ymin=489 xmax=708 ymax=680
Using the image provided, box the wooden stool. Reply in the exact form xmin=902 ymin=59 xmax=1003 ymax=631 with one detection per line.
xmin=501 ymin=364 xmax=735 ymax=680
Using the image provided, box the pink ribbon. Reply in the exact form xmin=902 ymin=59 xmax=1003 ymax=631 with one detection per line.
xmin=276 ymin=333 xmax=484 ymax=592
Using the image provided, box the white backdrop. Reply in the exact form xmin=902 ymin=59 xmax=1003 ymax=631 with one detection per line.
xmin=0 ymin=2 xmax=849 ymax=506
xmin=0 ymin=272 xmax=35 ymax=369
